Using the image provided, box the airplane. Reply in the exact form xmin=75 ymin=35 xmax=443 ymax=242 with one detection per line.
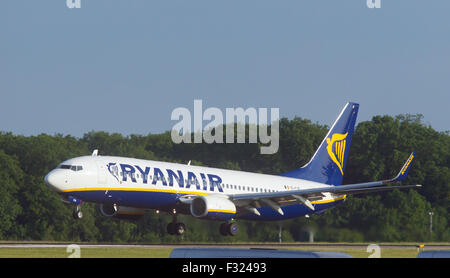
xmin=44 ymin=102 xmax=421 ymax=236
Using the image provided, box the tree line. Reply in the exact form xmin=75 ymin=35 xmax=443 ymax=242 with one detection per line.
xmin=0 ymin=113 xmax=448 ymax=242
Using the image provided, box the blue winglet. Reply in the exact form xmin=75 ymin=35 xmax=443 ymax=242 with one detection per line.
xmin=392 ymin=152 xmax=415 ymax=182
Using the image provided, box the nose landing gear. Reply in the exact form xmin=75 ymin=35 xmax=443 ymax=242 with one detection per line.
xmin=64 ymin=196 xmax=83 ymax=220
xmin=72 ymin=204 xmax=83 ymax=219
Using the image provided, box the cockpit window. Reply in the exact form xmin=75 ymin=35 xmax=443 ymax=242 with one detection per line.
xmin=59 ymin=164 xmax=83 ymax=171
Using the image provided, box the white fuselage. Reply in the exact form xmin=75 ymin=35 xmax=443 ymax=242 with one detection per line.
xmin=45 ymin=155 xmax=345 ymax=220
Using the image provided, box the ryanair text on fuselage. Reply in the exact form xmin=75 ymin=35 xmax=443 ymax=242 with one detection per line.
xmin=108 ymin=162 xmax=224 ymax=192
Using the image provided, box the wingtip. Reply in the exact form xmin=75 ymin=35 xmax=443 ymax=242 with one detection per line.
xmin=393 ymin=152 xmax=416 ymax=182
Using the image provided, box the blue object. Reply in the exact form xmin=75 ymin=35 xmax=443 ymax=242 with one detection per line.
xmin=170 ymin=248 xmax=353 ymax=258
xmin=280 ymin=102 xmax=359 ymax=186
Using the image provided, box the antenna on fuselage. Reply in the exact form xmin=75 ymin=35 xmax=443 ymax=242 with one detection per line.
xmin=187 ymin=160 xmax=191 ymax=165
xmin=92 ymin=149 xmax=99 ymax=156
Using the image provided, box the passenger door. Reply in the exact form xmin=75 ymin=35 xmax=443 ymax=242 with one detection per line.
xmin=96 ymin=161 xmax=107 ymax=185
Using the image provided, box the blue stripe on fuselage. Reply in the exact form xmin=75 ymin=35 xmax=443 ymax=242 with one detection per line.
xmin=62 ymin=189 xmax=179 ymax=210
xmin=62 ymin=188 xmax=345 ymax=220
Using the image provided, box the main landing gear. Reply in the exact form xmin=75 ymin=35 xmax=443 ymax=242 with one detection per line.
xmin=166 ymin=209 xmax=186 ymax=236
xmin=167 ymin=222 xmax=186 ymax=236
xmin=166 ymin=220 xmax=239 ymax=236
xmin=220 ymin=222 xmax=239 ymax=236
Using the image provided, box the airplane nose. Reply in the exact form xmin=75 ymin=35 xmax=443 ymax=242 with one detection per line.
xmin=44 ymin=170 xmax=63 ymax=192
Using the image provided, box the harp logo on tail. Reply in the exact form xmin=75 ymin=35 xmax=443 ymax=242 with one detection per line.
xmin=326 ymin=132 xmax=348 ymax=175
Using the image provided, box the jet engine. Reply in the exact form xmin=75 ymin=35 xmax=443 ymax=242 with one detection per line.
xmin=190 ymin=195 xmax=236 ymax=221
xmin=100 ymin=202 xmax=118 ymax=216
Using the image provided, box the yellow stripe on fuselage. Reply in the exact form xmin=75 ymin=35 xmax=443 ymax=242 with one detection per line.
xmin=59 ymin=187 xmax=211 ymax=196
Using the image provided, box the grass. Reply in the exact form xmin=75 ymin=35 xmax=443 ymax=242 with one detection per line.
xmin=0 ymin=247 xmax=172 ymax=258
xmin=0 ymin=242 xmax=447 ymax=258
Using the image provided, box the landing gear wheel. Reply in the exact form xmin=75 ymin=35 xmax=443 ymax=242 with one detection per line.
xmin=175 ymin=223 xmax=186 ymax=235
xmin=227 ymin=223 xmax=239 ymax=236
xmin=220 ymin=223 xmax=239 ymax=236
xmin=167 ymin=222 xmax=186 ymax=236
xmin=220 ymin=223 xmax=229 ymax=236
xmin=72 ymin=209 xmax=83 ymax=220
xmin=166 ymin=208 xmax=186 ymax=236
xmin=167 ymin=222 xmax=176 ymax=235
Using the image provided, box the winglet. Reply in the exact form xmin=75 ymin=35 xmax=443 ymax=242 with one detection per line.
xmin=392 ymin=152 xmax=415 ymax=182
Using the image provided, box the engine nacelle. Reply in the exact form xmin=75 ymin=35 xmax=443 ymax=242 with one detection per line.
xmin=100 ymin=203 xmax=145 ymax=220
xmin=190 ymin=195 xmax=236 ymax=221
xmin=100 ymin=203 xmax=118 ymax=217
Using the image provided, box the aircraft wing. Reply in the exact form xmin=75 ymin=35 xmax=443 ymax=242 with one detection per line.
xmin=229 ymin=152 xmax=421 ymax=214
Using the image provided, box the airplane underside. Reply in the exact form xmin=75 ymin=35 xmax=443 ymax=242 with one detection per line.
xmin=62 ymin=189 xmax=345 ymax=225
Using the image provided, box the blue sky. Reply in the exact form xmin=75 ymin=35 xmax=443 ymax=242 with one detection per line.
xmin=1 ymin=0 xmax=449 ymax=137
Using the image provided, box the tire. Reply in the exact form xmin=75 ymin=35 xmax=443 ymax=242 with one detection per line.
xmin=72 ymin=210 xmax=83 ymax=220
xmin=175 ymin=223 xmax=186 ymax=236
xmin=167 ymin=222 xmax=175 ymax=235
xmin=227 ymin=223 xmax=238 ymax=236
xmin=220 ymin=223 xmax=229 ymax=236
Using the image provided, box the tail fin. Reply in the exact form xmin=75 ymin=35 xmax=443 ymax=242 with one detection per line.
xmin=280 ymin=102 xmax=359 ymax=185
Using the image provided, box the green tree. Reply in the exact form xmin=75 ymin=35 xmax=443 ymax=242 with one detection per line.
xmin=0 ymin=150 xmax=24 ymax=239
